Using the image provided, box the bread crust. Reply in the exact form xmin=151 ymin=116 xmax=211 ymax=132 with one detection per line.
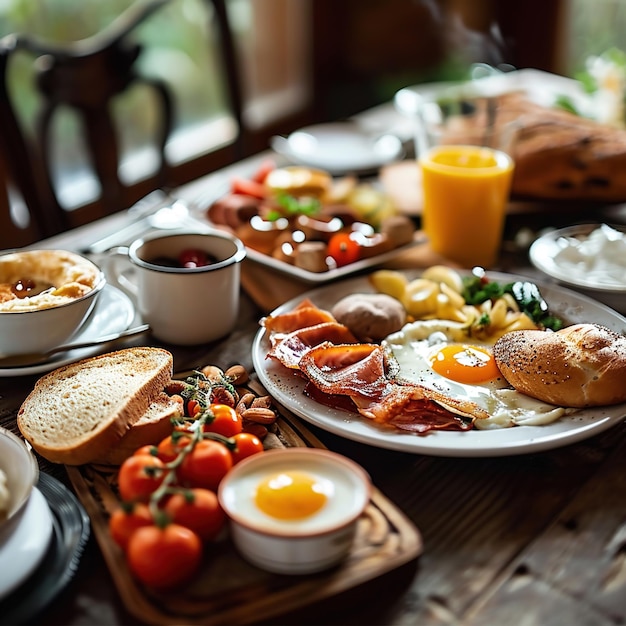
xmin=91 ymin=392 xmax=182 ymax=465
xmin=493 ymin=323 xmax=626 ymax=407
xmin=17 ymin=347 xmax=173 ymax=465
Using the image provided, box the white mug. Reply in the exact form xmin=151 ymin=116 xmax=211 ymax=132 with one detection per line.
xmin=107 ymin=231 xmax=246 ymax=345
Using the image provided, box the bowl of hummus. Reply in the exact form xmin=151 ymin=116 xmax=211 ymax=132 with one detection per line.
xmin=0 ymin=249 xmax=105 ymax=356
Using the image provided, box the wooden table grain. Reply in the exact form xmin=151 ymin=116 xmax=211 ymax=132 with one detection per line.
xmin=2 ymin=145 xmax=626 ymax=625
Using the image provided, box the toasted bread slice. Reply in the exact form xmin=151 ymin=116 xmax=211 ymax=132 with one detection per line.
xmin=17 ymin=347 xmax=173 ymax=465
xmin=92 ymin=392 xmax=182 ymax=465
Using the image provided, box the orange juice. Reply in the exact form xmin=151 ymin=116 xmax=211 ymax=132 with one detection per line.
xmin=420 ymin=145 xmax=514 ymax=268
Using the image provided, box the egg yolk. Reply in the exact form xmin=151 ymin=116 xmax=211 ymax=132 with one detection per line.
xmin=429 ymin=344 xmax=500 ymax=384
xmin=254 ymin=471 xmax=328 ymax=520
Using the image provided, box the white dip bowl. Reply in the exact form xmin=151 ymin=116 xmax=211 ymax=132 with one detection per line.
xmin=0 ymin=249 xmax=105 ymax=355
xmin=529 ymin=224 xmax=626 ymax=315
xmin=218 ymin=448 xmax=371 ymax=575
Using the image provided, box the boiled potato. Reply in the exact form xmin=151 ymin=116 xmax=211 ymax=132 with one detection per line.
xmin=368 ymin=270 xmax=408 ymax=301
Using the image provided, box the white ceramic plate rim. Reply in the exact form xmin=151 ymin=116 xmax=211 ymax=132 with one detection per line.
xmin=252 ymin=270 xmax=626 ymax=457
xmin=0 ymin=284 xmax=136 ymax=377
xmin=271 ymin=122 xmax=404 ymax=174
xmin=0 ymin=488 xmax=53 ymax=600
xmin=529 ymin=223 xmax=626 ymax=293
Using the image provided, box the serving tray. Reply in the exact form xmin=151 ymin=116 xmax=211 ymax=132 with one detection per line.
xmin=66 ymin=377 xmax=422 ymax=625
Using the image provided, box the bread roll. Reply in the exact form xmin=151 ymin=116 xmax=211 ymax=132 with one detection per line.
xmin=17 ymin=347 xmax=174 ymax=465
xmin=331 ymin=293 xmax=406 ymax=342
xmin=493 ymin=323 xmax=626 ymax=407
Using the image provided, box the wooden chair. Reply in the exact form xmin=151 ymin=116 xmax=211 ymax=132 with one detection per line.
xmin=0 ymin=0 xmax=244 ymax=249
xmin=0 ymin=43 xmax=63 ymax=248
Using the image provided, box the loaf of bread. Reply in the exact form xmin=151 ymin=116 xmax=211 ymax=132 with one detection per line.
xmin=444 ymin=93 xmax=626 ymax=203
xmin=17 ymin=347 xmax=174 ymax=465
xmin=493 ymin=323 xmax=626 ymax=407
xmin=495 ymin=94 xmax=626 ymax=202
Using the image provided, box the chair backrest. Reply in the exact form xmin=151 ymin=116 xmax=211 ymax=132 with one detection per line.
xmin=0 ymin=0 xmax=245 ymax=249
xmin=0 ymin=42 xmax=64 ymax=249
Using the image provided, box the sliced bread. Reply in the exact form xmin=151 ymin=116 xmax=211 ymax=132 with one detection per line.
xmin=17 ymin=347 xmax=173 ymax=465
xmin=91 ymin=392 xmax=182 ymax=465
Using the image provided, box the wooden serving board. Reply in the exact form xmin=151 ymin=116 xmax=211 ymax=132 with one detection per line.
xmin=66 ymin=378 xmax=422 ymax=626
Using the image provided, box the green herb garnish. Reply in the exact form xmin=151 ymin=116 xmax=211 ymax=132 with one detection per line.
xmin=462 ymin=274 xmax=563 ymax=331
xmin=264 ymin=193 xmax=321 ymax=221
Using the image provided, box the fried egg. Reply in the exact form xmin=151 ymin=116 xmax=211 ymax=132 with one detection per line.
xmin=220 ymin=450 xmax=368 ymax=534
xmin=255 ymin=471 xmax=331 ymax=520
xmin=383 ymin=319 xmax=571 ymax=429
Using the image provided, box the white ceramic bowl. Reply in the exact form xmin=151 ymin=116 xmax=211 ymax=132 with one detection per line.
xmin=0 ymin=249 xmax=105 ymax=355
xmin=218 ymin=448 xmax=371 ymax=575
xmin=0 ymin=427 xmax=39 ymax=539
xmin=529 ymin=224 xmax=626 ymax=315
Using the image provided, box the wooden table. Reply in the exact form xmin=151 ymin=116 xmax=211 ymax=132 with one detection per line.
xmin=3 ymin=141 xmax=626 ymax=625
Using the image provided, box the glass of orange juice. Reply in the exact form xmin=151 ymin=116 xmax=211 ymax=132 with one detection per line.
xmin=417 ymin=94 xmax=515 ymax=268
xmin=419 ymin=145 xmax=514 ymax=268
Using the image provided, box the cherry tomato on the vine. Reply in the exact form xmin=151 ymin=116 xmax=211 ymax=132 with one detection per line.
xmin=163 ymin=488 xmax=225 ymax=542
xmin=126 ymin=523 xmax=203 ymax=590
xmin=186 ymin=398 xmax=203 ymax=418
xmin=230 ymin=432 xmax=264 ymax=464
xmin=327 ymin=232 xmax=361 ymax=267
xmin=118 ymin=454 xmax=166 ymax=503
xmin=132 ymin=444 xmax=158 ymax=457
xmin=202 ymin=404 xmax=243 ymax=438
xmin=109 ymin=503 xmax=154 ymax=551
xmin=177 ymin=439 xmax=233 ymax=491
xmin=157 ymin=433 xmax=192 ymax=463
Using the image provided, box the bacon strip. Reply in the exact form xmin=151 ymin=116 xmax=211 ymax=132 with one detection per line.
xmin=261 ymin=298 xmax=336 ymax=335
xmin=297 ymin=342 xmax=389 ymax=399
xmin=267 ymin=322 xmax=358 ymax=369
xmin=299 ymin=343 xmax=487 ymax=432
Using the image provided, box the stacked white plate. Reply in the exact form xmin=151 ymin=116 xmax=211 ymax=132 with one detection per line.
xmin=0 ymin=428 xmax=53 ymax=601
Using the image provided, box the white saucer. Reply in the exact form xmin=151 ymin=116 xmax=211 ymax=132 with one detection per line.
xmin=0 ymin=284 xmax=137 ymax=377
xmin=0 ymin=488 xmax=53 ymax=600
xmin=271 ymin=122 xmax=404 ymax=175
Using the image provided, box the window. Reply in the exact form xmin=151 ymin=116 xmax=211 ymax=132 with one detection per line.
xmin=232 ymin=0 xmax=312 ymax=130
xmin=560 ymin=0 xmax=626 ymax=73
xmin=0 ymin=0 xmax=312 ymax=215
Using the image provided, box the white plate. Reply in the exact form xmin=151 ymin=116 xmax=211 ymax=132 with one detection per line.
xmin=252 ymin=271 xmax=626 ymax=457
xmin=0 ymin=488 xmax=53 ymax=600
xmin=0 ymin=284 xmax=136 ymax=377
xmin=270 ymin=122 xmax=404 ymax=175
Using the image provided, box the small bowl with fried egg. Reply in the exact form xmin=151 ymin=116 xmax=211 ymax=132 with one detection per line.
xmin=0 ymin=249 xmax=105 ymax=356
xmin=218 ymin=447 xmax=371 ymax=575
